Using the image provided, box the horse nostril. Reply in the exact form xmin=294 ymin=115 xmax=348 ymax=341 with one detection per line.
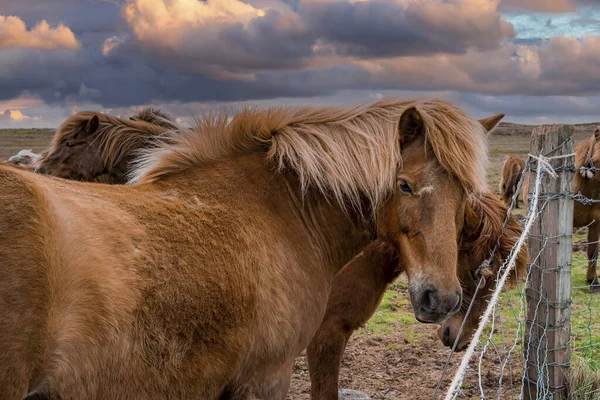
xmin=35 ymin=167 xmax=46 ymax=175
xmin=443 ymin=326 xmax=451 ymax=347
xmin=420 ymin=288 xmax=437 ymax=312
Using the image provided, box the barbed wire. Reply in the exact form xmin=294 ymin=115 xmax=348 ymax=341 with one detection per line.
xmin=432 ymin=145 xmax=600 ymax=400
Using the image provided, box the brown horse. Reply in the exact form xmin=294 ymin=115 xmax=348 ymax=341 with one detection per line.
xmin=35 ymin=108 xmax=177 ymax=184
xmin=573 ymin=127 xmax=600 ymax=287
xmin=499 ymin=156 xmax=525 ymax=208
xmin=306 ymin=192 xmax=527 ymax=399
xmin=1 ymin=99 xmax=493 ymax=399
xmin=522 ymin=127 xmax=600 ymax=287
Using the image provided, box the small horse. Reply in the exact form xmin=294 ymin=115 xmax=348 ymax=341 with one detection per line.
xmin=7 ymin=149 xmax=43 ymax=169
xmin=35 ymin=108 xmax=177 ymax=184
xmin=1 ymin=99 xmax=493 ymax=399
xmin=573 ymin=127 xmax=600 ymax=288
xmin=499 ymin=156 xmax=525 ymax=208
xmin=522 ymin=127 xmax=600 ymax=288
xmin=306 ymin=192 xmax=526 ymax=399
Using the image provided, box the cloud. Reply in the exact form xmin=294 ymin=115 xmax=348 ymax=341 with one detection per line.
xmin=2 ymin=0 xmax=600 ymax=127
xmin=500 ymin=0 xmax=577 ymax=13
xmin=0 ymin=109 xmax=41 ymax=124
xmin=121 ymin=0 xmax=514 ymax=74
xmin=302 ymin=0 xmax=515 ymax=58
xmin=0 ymin=15 xmax=80 ymax=50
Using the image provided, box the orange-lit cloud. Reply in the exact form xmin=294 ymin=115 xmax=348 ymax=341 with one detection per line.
xmin=123 ymin=0 xmax=266 ymax=45
xmin=0 ymin=15 xmax=80 ymax=50
xmin=0 ymin=109 xmax=41 ymax=122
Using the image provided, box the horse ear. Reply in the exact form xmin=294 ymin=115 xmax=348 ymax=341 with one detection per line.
xmin=594 ymin=127 xmax=600 ymax=141
xmin=84 ymin=115 xmax=100 ymax=136
xmin=479 ymin=113 xmax=505 ymax=134
xmin=398 ymin=106 xmax=424 ymax=147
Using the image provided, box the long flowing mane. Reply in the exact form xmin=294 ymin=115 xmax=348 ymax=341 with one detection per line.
xmin=53 ymin=112 xmax=176 ymax=169
xmin=462 ymin=193 xmax=527 ymax=288
xmin=129 ymin=99 xmax=488 ymax=210
xmin=575 ymin=128 xmax=600 ymax=179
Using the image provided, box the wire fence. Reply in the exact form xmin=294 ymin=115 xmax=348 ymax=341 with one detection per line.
xmin=433 ymin=125 xmax=600 ymax=400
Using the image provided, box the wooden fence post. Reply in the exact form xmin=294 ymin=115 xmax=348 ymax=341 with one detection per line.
xmin=524 ymin=124 xmax=574 ymax=399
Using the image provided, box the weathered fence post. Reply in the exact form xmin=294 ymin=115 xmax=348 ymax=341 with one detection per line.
xmin=524 ymin=125 xmax=574 ymax=399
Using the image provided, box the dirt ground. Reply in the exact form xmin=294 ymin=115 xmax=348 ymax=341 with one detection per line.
xmin=287 ymin=297 xmax=524 ymax=400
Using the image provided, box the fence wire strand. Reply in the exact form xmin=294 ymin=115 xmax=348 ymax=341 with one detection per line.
xmin=432 ymin=141 xmax=600 ymax=400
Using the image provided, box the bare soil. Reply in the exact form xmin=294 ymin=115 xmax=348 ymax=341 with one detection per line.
xmin=287 ymin=328 xmax=524 ymax=400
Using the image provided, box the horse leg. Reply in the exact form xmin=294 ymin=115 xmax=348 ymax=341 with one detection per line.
xmin=307 ymin=241 xmax=400 ymax=400
xmin=587 ymin=222 xmax=600 ymax=289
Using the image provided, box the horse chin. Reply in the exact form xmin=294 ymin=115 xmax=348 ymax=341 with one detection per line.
xmin=438 ymin=325 xmax=470 ymax=351
xmin=413 ymin=311 xmax=449 ymax=324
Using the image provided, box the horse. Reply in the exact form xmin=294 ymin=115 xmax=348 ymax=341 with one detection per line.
xmin=499 ymin=156 xmax=525 ymax=208
xmin=6 ymin=149 xmax=43 ymax=169
xmin=35 ymin=108 xmax=177 ymax=184
xmin=522 ymin=127 xmax=600 ymax=288
xmin=572 ymin=127 xmax=600 ymax=288
xmin=306 ymin=192 xmax=527 ymax=399
xmin=2 ymin=99 xmax=493 ymax=399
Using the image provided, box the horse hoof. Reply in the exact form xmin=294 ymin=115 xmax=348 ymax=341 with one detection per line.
xmin=339 ymin=389 xmax=372 ymax=400
xmin=590 ymin=282 xmax=600 ymax=294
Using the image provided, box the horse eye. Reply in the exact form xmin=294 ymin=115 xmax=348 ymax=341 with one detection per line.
xmin=65 ymin=142 xmax=75 ymax=147
xmin=398 ymin=179 xmax=412 ymax=193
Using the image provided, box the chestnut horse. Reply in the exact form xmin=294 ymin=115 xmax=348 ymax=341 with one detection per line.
xmin=0 ymin=99 xmax=492 ymax=399
xmin=306 ymin=192 xmax=527 ymax=399
xmin=35 ymin=108 xmax=177 ymax=184
xmin=499 ymin=156 xmax=525 ymax=208
xmin=522 ymin=127 xmax=600 ymax=287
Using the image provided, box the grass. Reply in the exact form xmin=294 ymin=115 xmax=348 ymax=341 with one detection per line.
xmin=568 ymin=355 xmax=600 ymax=400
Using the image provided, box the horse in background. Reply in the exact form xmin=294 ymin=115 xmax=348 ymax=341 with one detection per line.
xmin=573 ymin=127 xmax=600 ymax=288
xmin=522 ymin=126 xmax=600 ymax=289
xmin=35 ymin=108 xmax=177 ymax=184
xmin=6 ymin=149 xmax=44 ymax=169
xmin=499 ymin=156 xmax=525 ymax=208
xmin=306 ymin=192 xmax=526 ymax=399
xmin=1 ymin=99 xmax=492 ymax=399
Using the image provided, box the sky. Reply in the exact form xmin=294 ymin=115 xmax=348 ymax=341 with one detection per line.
xmin=1 ymin=0 xmax=600 ymax=128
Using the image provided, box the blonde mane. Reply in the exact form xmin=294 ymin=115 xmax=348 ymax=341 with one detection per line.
xmin=54 ymin=112 xmax=176 ymax=169
xmin=129 ymin=99 xmax=488 ymax=210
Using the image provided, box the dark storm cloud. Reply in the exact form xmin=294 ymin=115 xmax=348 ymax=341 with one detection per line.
xmin=300 ymin=0 xmax=515 ymax=58
xmin=2 ymin=0 xmax=600 ymax=128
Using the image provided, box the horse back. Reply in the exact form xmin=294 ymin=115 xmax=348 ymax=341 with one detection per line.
xmin=0 ymin=165 xmax=56 ymax=398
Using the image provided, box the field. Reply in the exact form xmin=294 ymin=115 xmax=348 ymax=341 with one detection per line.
xmin=1 ymin=122 xmax=599 ymax=399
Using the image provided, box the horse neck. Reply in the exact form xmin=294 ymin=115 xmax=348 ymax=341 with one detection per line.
xmin=284 ymin=180 xmax=374 ymax=276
